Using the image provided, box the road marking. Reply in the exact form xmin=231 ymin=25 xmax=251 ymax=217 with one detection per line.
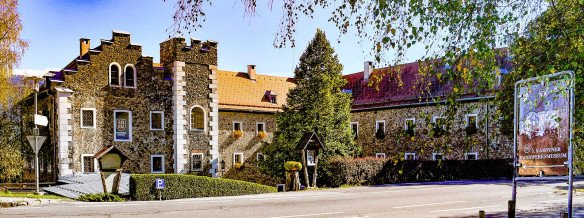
xmin=269 ymin=212 xmax=343 ymax=218
xmin=539 ymin=199 xmax=568 ymax=203
xmin=9 ymin=206 xmax=42 ymax=209
xmin=371 ymin=186 xmax=453 ymax=194
xmin=78 ymin=203 xmax=142 ymax=207
xmin=393 ymin=200 xmax=466 ymax=209
xmin=430 ymin=205 xmax=499 ymax=213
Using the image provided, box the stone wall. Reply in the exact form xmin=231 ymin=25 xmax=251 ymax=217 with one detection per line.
xmin=350 ymin=100 xmax=512 ymax=160
xmin=218 ymin=111 xmax=276 ymax=172
xmin=57 ymin=31 xmax=175 ymax=175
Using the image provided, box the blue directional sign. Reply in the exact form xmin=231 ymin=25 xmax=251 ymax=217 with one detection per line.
xmin=155 ymin=178 xmax=165 ymax=189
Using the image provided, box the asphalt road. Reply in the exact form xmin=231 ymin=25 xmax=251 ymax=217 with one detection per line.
xmin=2 ymin=180 xmax=583 ymax=218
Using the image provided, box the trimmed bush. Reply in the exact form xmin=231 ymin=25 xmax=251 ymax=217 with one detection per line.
xmin=283 ymin=161 xmax=302 ymax=171
xmin=328 ymin=157 xmax=513 ymax=187
xmin=130 ymin=174 xmax=277 ymax=201
xmin=77 ymin=193 xmax=125 ymax=202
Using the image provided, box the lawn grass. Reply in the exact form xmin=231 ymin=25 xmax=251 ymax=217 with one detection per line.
xmin=0 ymin=191 xmax=70 ymax=200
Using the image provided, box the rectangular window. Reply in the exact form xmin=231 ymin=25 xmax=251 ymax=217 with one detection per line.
xmin=233 ymin=121 xmax=242 ymax=131
xmin=114 ymin=110 xmax=132 ymax=141
xmin=375 ymin=153 xmax=386 ymax=159
xmin=433 ymin=116 xmax=446 ymax=130
xmin=465 ymin=152 xmax=479 ymax=160
xmin=256 ymin=122 xmax=265 ymax=133
xmin=151 ymin=155 xmax=165 ymax=173
xmin=270 ymin=96 xmax=277 ymax=104
xmin=405 ymin=153 xmax=416 ymax=160
xmin=81 ymin=154 xmax=95 ymax=173
xmin=404 ymin=118 xmax=415 ymax=131
xmin=150 ymin=111 xmax=164 ymax=131
xmin=351 ymin=122 xmax=359 ymax=138
xmin=191 ymin=153 xmax=203 ymax=172
xmin=80 ymin=108 xmax=96 ymax=128
xmin=375 ymin=120 xmax=385 ymax=134
xmin=256 ymin=152 xmax=264 ymax=162
xmin=233 ymin=153 xmax=243 ymax=165
xmin=432 ymin=153 xmax=444 ymax=161
xmin=466 ymin=114 xmax=478 ymax=128
xmin=306 ymin=150 xmax=316 ymax=166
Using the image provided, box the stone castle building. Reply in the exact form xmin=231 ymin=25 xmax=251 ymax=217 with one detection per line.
xmin=28 ymin=30 xmax=511 ymax=180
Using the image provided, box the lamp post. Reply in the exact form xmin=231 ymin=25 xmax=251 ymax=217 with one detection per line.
xmin=220 ymin=159 xmax=225 ymax=177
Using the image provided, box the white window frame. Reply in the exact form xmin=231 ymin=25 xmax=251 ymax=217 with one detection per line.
xmin=80 ymin=154 xmax=97 ymax=174
xmin=256 ymin=152 xmax=264 ymax=162
xmin=123 ymin=64 xmax=137 ymax=88
xmin=233 ymin=121 xmax=243 ymax=132
xmin=108 ymin=62 xmax=122 ymax=87
xmin=465 ymin=114 xmax=478 ymax=128
xmin=150 ymin=154 xmax=165 ymax=173
xmin=375 ymin=153 xmax=386 ymax=159
xmin=150 ymin=111 xmax=164 ymax=131
xmin=113 ymin=110 xmax=132 ymax=142
xmin=351 ymin=122 xmax=359 ymax=135
xmin=256 ymin=122 xmax=266 ymax=134
xmin=432 ymin=116 xmax=446 ymax=130
xmin=233 ymin=152 xmax=244 ymax=165
xmin=432 ymin=153 xmax=444 ymax=161
xmin=465 ymin=152 xmax=479 ymax=160
xmin=191 ymin=153 xmax=204 ymax=172
xmin=189 ymin=105 xmax=206 ymax=132
xmin=375 ymin=120 xmax=386 ymax=133
xmin=404 ymin=118 xmax=415 ymax=131
xmin=405 ymin=152 xmax=416 ymax=160
xmin=80 ymin=108 xmax=96 ymax=129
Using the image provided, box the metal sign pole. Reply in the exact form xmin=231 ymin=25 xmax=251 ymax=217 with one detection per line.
xmin=567 ymin=72 xmax=575 ymax=217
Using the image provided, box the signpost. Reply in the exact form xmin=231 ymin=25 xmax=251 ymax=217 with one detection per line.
xmin=155 ymin=178 xmax=165 ymax=200
xmin=511 ymin=71 xmax=574 ymax=217
xmin=25 ymin=76 xmax=46 ymax=194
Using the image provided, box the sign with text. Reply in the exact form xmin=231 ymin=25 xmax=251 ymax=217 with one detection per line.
xmin=516 ymin=73 xmax=572 ymax=176
xmin=114 ymin=111 xmax=131 ymax=141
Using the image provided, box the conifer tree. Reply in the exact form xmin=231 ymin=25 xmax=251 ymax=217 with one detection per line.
xmin=260 ymin=29 xmax=358 ymax=181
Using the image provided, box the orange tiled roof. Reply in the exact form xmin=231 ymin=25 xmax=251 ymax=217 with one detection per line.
xmin=217 ymin=70 xmax=295 ymax=112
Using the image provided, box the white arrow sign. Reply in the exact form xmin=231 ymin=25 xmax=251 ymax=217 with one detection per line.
xmin=26 ymin=136 xmax=46 ymax=153
xmin=34 ymin=114 xmax=48 ymax=126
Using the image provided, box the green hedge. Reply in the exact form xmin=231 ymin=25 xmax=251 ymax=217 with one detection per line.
xmin=130 ymin=174 xmax=277 ymax=201
xmin=77 ymin=193 xmax=125 ymax=202
xmin=328 ymin=157 xmax=513 ymax=187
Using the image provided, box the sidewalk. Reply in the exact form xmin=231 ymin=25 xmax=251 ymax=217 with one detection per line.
xmin=0 ymin=197 xmax=66 ymax=208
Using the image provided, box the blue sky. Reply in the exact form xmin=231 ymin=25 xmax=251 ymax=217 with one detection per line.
xmin=17 ymin=0 xmax=423 ymax=77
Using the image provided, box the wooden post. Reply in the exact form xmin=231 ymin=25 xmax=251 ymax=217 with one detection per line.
xmin=301 ymin=150 xmax=310 ymax=188
xmin=479 ymin=210 xmax=485 ymax=218
xmin=508 ymin=200 xmax=515 ymax=218
xmin=312 ymin=150 xmax=319 ymax=187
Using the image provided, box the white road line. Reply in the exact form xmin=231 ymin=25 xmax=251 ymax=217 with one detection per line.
xmin=430 ymin=205 xmax=500 ymax=213
xmin=8 ymin=206 xmax=42 ymax=209
xmin=370 ymin=187 xmax=453 ymax=194
xmin=78 ymin=203 xmax=142 ymax=207
xmin=393 ymin=200 xmax=466 ymax=209
xmin=269 ymin=212 xmax=344 ymax=218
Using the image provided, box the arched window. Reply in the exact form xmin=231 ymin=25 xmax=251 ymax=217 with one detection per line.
xmin=190 ymin=106 xmax=205 ymax=131
xmin=109 ymin=63 xmax=121 ymax=86
xmin=124 ymin=64 xmax=136 ymax=88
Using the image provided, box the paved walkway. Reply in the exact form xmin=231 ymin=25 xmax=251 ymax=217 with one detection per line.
xmin=43 ymin=173 xmax=130 ymax=199
xmin=0 ymin=197 xmax=65 ymax=208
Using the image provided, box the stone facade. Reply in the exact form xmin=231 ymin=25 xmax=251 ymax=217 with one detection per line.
xmin=218 ymin=111 xmax=276 ymax=172
xmin=351 ymin=101 xmax=512 ymax=160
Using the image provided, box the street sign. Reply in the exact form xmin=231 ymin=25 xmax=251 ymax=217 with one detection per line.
xmin=26 ymin=136 xmax=46 ymax=153
xmin=34 ymin=114 xmax=48 ymax=126
xmin=155 ymin=178 xmax=165 ymax=189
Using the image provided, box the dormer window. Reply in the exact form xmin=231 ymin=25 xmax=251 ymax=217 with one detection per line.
xmin=265 ymin=91 xmax=277 ymax=104
xmin=109 ymin=63 xmax=121 ymax=86
xmin=124 ymin=64 xmax=136 ymax=88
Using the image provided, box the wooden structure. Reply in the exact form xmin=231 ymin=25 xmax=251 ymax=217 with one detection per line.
xmin=296 ymin=131 xmax=325 ymax=188
xmin=93 ymin=145 xmax=129 ymax=194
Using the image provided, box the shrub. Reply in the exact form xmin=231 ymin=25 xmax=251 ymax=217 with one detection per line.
xmin=326 ymin=158 xmax=513 ymax=187
xmin=224 ymin=163 xmax=283 ymax=186
xmin=130 ymin=174 xmax=277 ymax=201
xmin=77 ymin=193 xmax=125 ymax=202
xmin=284 ymin=161 xmax=302 ymax=171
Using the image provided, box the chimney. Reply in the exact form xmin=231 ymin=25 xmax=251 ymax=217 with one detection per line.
xmin=247 ymin=65 xmax=257 ymax=80
xmin=364 ymin=61 xmax=373 ymax=80
xmin=80 ymin=38 xmax=90 ymax=58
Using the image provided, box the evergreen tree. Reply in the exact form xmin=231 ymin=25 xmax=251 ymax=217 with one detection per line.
xmin=260 ymin=29 xmax=358 ymax=181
